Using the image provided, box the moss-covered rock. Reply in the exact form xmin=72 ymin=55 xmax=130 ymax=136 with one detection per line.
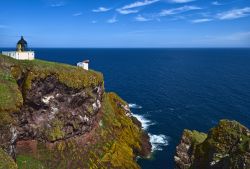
xmin=175 ymin=130 xmax=207 ymax=169
xmin=175 ymin=120 xmax=250 ymax=169
xmin=193 ymin=120 xmax=250 ymax=169
xmin=23 ymin=93 xmax=151 ymax=169
xmin=0 ymin=54 xmax=151 ymax=169
xmin=0 ymin=148 xmax=18 ymax=169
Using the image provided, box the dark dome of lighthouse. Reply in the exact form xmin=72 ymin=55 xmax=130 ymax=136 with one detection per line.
xmin=17 ymin=36 xmax=27 ymax=45
xmin=17 ymin=36 xmax=28 ymax=51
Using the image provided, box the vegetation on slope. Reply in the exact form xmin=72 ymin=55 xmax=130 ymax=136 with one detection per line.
xmin=0 ymin=53 xmax=103 ymax=126
xmin=16 ymin=93 xmax=148 ymax=169
xmin=0 ymin=148 xmax=18 ymax=169
xmin=0 ymin=54 xmax=149 ymax=168
xmin=193 ymin=120 xmax=250 ymax=169
xmin=175 ymin=120 xmax=250 ymax=169
xmin=0 ymin=54 xmax=103 ymax=91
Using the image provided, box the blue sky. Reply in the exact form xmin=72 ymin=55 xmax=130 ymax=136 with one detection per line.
xmin=0 ymin=0 xmax=249 ymax=47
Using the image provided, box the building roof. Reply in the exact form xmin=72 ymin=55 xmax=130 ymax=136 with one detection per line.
xmin=17 ymin=36 xmax=27 ymax=45
xmin=83 ymin=60 xmax=89 ymax=63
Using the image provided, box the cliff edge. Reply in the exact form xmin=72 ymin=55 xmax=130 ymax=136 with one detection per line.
xmin=175 ymin=120 xmax=250 ymax=169
xmin=0 ymin=54 xmax=151 ymax=169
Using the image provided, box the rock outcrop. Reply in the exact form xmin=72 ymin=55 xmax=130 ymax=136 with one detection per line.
xmin=175 ymin=120 xmax=250 ymax=169
xmin=174 ymin=130 xmax=207 ymax=169
xmin=0 ymin=54 xmax=151 ymax=169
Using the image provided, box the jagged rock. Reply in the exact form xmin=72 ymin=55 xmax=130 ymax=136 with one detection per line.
xmin=175 ymin=130 xmax=207 ymax=169
xmin=14 ymin=75 xmax=104 ymax=142
xmin=0 ymin=54 xmax=151 ymax=169
xmin=175 ymin=120 xmax=250 ymax=169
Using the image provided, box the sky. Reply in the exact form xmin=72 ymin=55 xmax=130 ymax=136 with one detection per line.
xmin=0 ymin=0 xmax=250 ymax=48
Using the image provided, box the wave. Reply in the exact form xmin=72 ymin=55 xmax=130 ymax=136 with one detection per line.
xmin=129 ymin=103 xmax=142 ymax=109
xmin=131 ymin=112 xmax=169 ymax=152
xmin=149 ymin=134 xmax=169 ymax=151
xmin=131 ymin=113 xmax=155 ymax=130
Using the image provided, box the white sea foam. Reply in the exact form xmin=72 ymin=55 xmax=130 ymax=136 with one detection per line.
xmin=131 ymin=112 xmax=169 ymax=152
xmin=149 ymin=134 xmax=169 ymax=151
xmin=131 ymin=113 xmax=154 ymax=130
xmin=129 ymin=103 xmax=142 ymax=109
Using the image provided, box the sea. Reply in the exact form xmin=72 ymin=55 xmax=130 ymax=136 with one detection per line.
xmin=1 ymin=48 xmax=250 ymax=169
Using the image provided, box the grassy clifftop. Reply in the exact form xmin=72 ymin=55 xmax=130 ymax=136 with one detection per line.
xmin=0 ymin=54 xmax=103 ymax=126
xmin=0 ymin=54 xmax=150 ymax=169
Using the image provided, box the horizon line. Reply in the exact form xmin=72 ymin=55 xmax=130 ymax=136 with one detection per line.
xmin=1 ymin=47 xmax=250 ymax=49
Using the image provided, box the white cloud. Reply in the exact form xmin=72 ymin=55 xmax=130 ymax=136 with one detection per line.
xmin=107 ymin=16 xmax=118 ymax=23
xmin=191 ymin=18 xmax=213 ymax=23
xmin=92 ymin=7 xmax=111 ymax=12
xmin=121 ymin=0 xmax=159 ymax=9
xmin=117 ymin=0 xmax=159 ymax=14
xmin=212 ymin=1 xmax=222 ymax=5
xmin=135 ymin=15 xmax=151 ymax=21
xmin=159 ymin=5 xmax=201 ymax=16
xmin=116 ymin=9 xmax=139 ymax=15
xmin=73 ymin=12 xmax=82 ymax=17
xmin=217 ymin=7 xmax=250 ymax=20
xmin=50 ymin=2 xmax=65 ymax=7
xmin=168 ymin=0 xmax=195 ymax=3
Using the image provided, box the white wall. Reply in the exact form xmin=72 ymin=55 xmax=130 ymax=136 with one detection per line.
xmin=2 ymin=51 xmax=35 ymax=60
xmin=83 ymin=63 xmax=89 ymax=70
xmin=77 ymin=62 xmax=89 ymax=70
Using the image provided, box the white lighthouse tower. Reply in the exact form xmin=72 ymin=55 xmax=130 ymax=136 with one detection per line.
xmin=2 ymin=36 xmax=35 ymax=60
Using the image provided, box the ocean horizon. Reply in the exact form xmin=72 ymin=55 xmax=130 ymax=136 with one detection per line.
xmin=1 ymin=48 xmax=249 ymax=168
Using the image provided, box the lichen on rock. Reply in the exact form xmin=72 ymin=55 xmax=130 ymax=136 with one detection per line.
xmin=0 ymin=148 xmax=18 ymax=169
xmin=175 ymin=120 xmax=250 ymax=169
xmin=174 ymin=130 xmax=207 ymax=169
xmin=0 ymin=54 xmax=151 ymax=169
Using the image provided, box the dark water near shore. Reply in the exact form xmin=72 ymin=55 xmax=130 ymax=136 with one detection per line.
xmin=2 ymin=48 xmax=250 ymax=169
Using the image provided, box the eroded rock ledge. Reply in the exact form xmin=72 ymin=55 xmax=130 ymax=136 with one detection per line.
xmin=0 ymin=54 xmax=151 ymax=169
xmin=175 ymin=120 xmax=250 ymax=169
xmin=15 ymin=75 xmax=103 ymax=142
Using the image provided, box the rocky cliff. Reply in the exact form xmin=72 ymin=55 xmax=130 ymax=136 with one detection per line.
xmin=0 ymin=54 xmax=151 ymax=169
xmin=175 ymin=120 xmax=250 ymax=169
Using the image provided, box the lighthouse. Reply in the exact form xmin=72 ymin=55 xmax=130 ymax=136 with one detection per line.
xmin=2 ymin=36 xmax=35 ymax=60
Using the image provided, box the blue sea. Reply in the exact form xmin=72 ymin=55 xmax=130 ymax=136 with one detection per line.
xmin=2 ymin=48 xmax=250 ymax=169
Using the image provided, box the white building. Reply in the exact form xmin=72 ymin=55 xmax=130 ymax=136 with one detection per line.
xmin=77 ymin=60 xmax=89 ymax=70
xmin=2 ymin=51 xmax=35 ymax=60
xmin=1 ymin=36 xmax=35 ymax=60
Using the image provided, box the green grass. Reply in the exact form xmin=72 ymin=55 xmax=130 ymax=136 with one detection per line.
xmin=0 ymin=54 xmax=103 ymax=90
xmin=19 ymin=59 xmax=104 ymax=89
xmin=0 ymin=54 xmax=146 ymax=169
xmin=0 ymin=69 xmax=23 ymax=113
xmin=0 ymin=61 xmax=23 ymax=125
xmin=16 ymin=155 xmax=45 ymax=169
xmin=184 ymin=129 xmax=207 ymax=145
xmin=0 ymin=54 xmax=103 ymax=125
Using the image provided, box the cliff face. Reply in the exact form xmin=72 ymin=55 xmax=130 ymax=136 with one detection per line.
xmin=174 ymin=130 xmax=207 ymax=169
xmin=0 ymin=54 xmax=151 ymax=169
xmin=175 ymin=120 xmax=250 ymax=169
